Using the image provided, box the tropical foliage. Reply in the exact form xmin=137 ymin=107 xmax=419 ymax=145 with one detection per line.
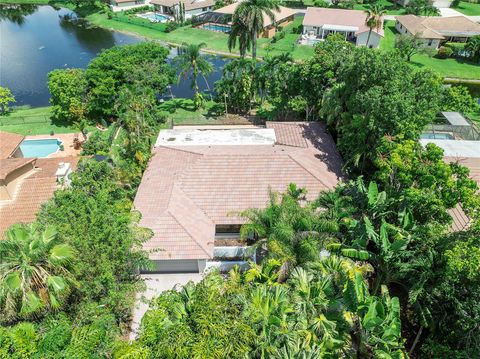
xmin=0 ymin=225 xmax=77 ymax=323
xmin=0 ymin=86 xmax=15 ymax=114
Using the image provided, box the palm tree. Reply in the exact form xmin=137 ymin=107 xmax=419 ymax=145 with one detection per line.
xmin=365 ymin=5 xmax=386 ymax=48
xmin=228 ymin=15 xmax=252 ymax=58
xmin=0 ymin=224 xmax=77 ymax=320
xmin=234 ymin=0 xmax=280 ymax=60
xmin=176 ymin=42 xmax=213 ymax=99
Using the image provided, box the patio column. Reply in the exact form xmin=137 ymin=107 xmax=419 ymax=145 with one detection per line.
xmin=321 ymin=28 xmax=324 ymax=39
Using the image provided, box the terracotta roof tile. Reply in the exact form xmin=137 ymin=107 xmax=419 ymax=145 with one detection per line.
xmin=0 ymin=132 xmax=24 ymax=159
xmin=0 ymin=157 xmax=79 ymax=237
xmin=0 ymin=158 xmax=35 ymax=180
xmin=134 ymin=122 xmax=344 ymax=260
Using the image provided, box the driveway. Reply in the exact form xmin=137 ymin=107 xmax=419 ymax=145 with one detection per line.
xmin=129 ymin=273 xmax=203 ymax=340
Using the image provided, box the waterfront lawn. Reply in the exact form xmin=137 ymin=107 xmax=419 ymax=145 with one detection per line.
xmin=453 ymin=1 xmax=480 ymax=16
xmin=0 ymin=0 xmax=50 ymax=3
xmin=381 ymin=21 xmax=480 ymax=79
xmin=0 ymin=106 xmax=83 ymax=135
xmin=87 ymin=12 xmax=313 ymax=60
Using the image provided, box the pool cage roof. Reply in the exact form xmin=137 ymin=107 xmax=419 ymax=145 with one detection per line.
xmin=192 ymin=11 xmax=232 ymax=26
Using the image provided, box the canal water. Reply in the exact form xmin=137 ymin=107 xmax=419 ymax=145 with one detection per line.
xmin=0 ymin=4 xmax=229 ymax=107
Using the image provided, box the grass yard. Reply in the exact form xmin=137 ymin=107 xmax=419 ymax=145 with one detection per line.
xmin=453 ymin=1 xmax=480 ymax=16
xmin=87 ymin=12 xmax=314 ymax=61
xmin=159 ymin=99 xmax=258 ymax=126
xmin=353 ymin=0 xmax=406 ymax=14
xmin=0 ymin=106 xmax=91 ymax=135
xmin=0 ymin=0 xmax=50 ymax=3
xmin=381 ymin=21 xmax=480 ymax=79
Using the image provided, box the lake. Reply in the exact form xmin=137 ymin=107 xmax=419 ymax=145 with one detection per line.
xmin=0 ymin=4 xmax=229 ymax=107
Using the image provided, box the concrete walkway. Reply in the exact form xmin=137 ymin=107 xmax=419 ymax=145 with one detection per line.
xmin=129 ymin=273 xmax=203 ymax=340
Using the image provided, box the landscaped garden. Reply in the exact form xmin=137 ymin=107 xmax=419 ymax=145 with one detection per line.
xmin=453 ymin=0 xmax=480 ymax=16
xmin=381 ymin=20 xmax=480 ymax=79
xmin=0 ymin=106 xmax=87 ymax=135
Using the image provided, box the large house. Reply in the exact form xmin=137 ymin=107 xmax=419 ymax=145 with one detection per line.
xmin=0 ymin=132 xmax=78 ymax=237
xmin=395 ymin=15 xmax=480 ymax=49
xmin=301 ymin=8 xmax=384 ymax=48
xmin=151 ymin=0 xmax=215 ymax=18
xmin=193 ymin=3 xmax=297 ymax=37
xmin=110 ymin=0 xmax=147 ymax=9
xmin=133 ymin=122 xmax=344 ymax=273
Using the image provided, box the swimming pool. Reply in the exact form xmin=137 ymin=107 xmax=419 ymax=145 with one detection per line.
xmin=420 ymin=133 xmax=455 ymax=140
xmin=139 ymin=12 xmax=170 ymax=23
xmin=19 ymin=138 xmax=62 ymax=158
xmin=200 ymin=23 xmax=231 ymax=33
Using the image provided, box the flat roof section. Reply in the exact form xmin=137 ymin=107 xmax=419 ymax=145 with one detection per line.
xmin=441 ymin=112 xmax=470 ymax=126
xmin=155 ymin=128 xmax=277 ymax=147
xmin=420 ymin=139 xmax=480 ymax=158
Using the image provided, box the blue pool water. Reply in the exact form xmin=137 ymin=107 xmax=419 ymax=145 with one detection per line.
xmin=20 ymin=139 xmax=61 ymax=158
xmin=420 ymin=133 xmax=455 ymax=140
xmin=200 ymin=23 xmax=231 ymax=33
xmin=141 ymin=13 xmax=170 ymax=22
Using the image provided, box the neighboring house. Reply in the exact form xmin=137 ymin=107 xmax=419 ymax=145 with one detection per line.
xmin=151 ymin=0 xmax=215 ymax=18
xmin=110 ymin=0 xmax=147 ymax=8
xmin=134 ymin=122 xmax=344 ymax=273
xmin=419 ymin=138 xmax=480 ymax=232
xmin=194 ymin=3 xmax=297 ymax=37
xmin=302 ymin=8 xmax=384 ymax=48
xmin=0 ymin=132 xmax=78 ymax=237
xmin=395 ymin=15 xmax=480 ymax=49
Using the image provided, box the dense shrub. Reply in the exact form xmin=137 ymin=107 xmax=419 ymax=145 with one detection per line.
xmin=81 ymin=130 xmax=111 ymax=156
xmin=436 ymin=46 xmax=454 ymax=59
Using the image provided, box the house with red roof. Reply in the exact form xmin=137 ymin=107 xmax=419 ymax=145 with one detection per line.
xmin=301 ymin=7 xmax=384 ymax=48
xmin=133 ymin=122 xmax=344 ymax=273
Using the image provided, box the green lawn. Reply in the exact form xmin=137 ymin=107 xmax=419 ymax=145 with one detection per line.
xmin=159 ymin=99 xmax=258 ymax=126
xmin=353 ymin=0 xmax=406 ymax=15
xmin=0 ymin=106 xmax=89 ymax=135
xmin=453 ymin=1 xmax=480 ymax=16
xmin=0 ymin=0 xmax=50 ymax=3
xmin=87 ymin=12 xmax=314 ymax=61
xmin=381 ymin=21 xmax=480 ymax=80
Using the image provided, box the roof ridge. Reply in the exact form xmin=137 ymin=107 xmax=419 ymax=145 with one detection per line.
xmin=288 ymin=153 xmax=329 ymax=188
xmin=167 ymin=208 xmax=211 ymax=258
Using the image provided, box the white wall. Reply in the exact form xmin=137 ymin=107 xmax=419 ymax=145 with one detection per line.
xmin=356 ymin=31 xmax=382 ymax=48
xmin=395 ymin=20 xmax=441 ymax=49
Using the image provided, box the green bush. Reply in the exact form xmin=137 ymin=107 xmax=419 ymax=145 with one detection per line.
xmin=81 ymin=131 xmax=110 ymax=156
xmin=436 ymin=46 xmax=453 ymax=59
xmin=165 ymin=21 xmax=179 ymax=33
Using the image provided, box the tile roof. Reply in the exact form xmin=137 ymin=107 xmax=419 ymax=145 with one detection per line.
xmin=0 ymin=131 xmax=24 ymax=159
xmin=151 ymin=0 xmax=215 ymax=11
xmin=0 ymin=158 xmax=35 ymax=181
xmin=214 ymin=3 xmax=297 ymax=28
xmin=395 ymin=15 xmax=480 ymax=40
xmin=303 ymin=7 xmax=384 ymax=36
xmin=134 ymin=122 xmax=344 ymax=260
xmin=0 ymin=157 xmax=79 ymax=237
xmin=444 ymin=156 xmax=480 ymax=232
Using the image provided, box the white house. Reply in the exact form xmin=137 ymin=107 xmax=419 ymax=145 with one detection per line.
xmin=301 ymin=7 xmax=384 ymax=48
xmin=395 ymin=15 xmax=480 ymax=49
xmin=151 ymin=0 xmax=215 ymax=18
xmin=110 ymin=0 xmax=147 ymax=9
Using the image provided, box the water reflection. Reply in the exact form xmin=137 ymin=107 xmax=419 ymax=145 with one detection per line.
xmin=0 ymin=4 xmax=38 ymax=26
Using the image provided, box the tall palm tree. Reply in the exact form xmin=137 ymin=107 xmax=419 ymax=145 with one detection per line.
xmin=234 ymin=0 xmax=280 ymax=60
xmin=365 ymin=5 xmax=386 ymax=48
xmin=0 ymin=224 xmax=77 ymax=320
xmin=176 ymin=42 xmax=213 ymax=98
xmin=228 ymin=15 xmax=252 ymax=58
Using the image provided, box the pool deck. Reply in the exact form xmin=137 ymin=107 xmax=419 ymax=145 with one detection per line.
xmin=25 ymin=133 xmax=83 ymax=158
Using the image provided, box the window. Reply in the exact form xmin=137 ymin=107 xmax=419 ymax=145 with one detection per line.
xmin=428 ymin=39 xmax=433 ymax=46
xmin=202 ymin=7 xmax=207 ymax=11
